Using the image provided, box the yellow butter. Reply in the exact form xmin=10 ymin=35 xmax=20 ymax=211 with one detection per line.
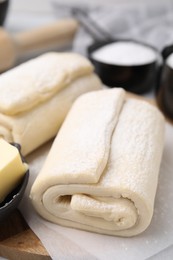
xmin=0 ymin=139 xmax=28 ymax=203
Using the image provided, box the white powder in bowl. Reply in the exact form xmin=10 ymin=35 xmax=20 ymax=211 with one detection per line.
xmin=91 ymin=41 xmax=157 ymax=66
xmin=166 ymin=53 xmax=173 ymax=69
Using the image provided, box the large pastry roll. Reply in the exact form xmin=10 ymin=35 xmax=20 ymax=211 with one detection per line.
xmin=0 ymin=52 xmax=102 ymax=155
xmin=30 ymin=88 xmax=165 ymax=237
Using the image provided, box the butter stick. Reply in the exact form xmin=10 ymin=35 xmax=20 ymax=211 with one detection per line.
xmin=0 ymin=139 xmax=28 ymax=203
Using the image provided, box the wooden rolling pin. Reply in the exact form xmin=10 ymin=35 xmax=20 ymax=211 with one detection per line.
xmin=0 ymin=18 xmax=78 ymax=72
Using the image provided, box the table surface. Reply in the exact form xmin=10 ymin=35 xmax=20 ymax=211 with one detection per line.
xmin=0 ymin=209 xmax=50 ymax=260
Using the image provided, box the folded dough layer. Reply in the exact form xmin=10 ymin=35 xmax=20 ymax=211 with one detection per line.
xmin=0 ymin=52 xmax=102 ymax=155
xmin=30 ymin=88 xmax=165 ymax=237
xmin=0 ymin=52 xmax=93 ymax=115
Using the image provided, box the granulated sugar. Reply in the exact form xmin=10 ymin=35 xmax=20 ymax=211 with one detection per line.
xmin=91 ymin=41 xmax=157 ymax=66
xmin=166 ymin=53 xmax=173 ymax=69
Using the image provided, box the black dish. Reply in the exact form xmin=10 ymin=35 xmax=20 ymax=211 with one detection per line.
xmin=0 ymin=0 xmax=9 ymax=25
xmin=157 ymin=64 xmax=173 ymax=120
xmin=0 ymin=143 xmax=29 ymax=222
xmin=157 ymin=44 xmax=173 ymax=121
xmin=88 ymin=39 xmax=161 ymax=94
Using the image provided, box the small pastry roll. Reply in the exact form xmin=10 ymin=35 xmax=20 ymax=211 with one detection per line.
xmin=0 ymin=52 xmax=102 ymax=155
xmin=30 ymin=88 xmax=165 ymax=237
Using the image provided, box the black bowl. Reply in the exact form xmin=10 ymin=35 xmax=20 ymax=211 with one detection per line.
xmin=157 ymin=44 xmax=173 ymax=121
xmin=0 ymin=143 xmax=29 ymax=222
xmin=88 ymin=39 xmax=161 ymax=94
xmin=0 ymin=0 xmax=9 ymax=25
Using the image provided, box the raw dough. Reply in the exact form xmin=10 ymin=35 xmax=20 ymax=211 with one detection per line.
xmin=0 ymin=52 xmax=102 ymax=155
xmin=30 ymin=88 xmax=165 ymax=237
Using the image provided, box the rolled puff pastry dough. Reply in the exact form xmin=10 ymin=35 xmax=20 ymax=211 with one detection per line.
xmin=0 ymin=52 xmax=102 ymax=155
xmin=30 ymin=88 xmax=165 ymax=237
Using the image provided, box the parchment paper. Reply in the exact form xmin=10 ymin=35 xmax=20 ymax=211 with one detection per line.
xmin=19 ymin=122 xmax=173 ymax=260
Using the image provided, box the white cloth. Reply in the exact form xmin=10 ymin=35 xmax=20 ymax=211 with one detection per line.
xmin=53 ymin=0 xmax=173 ymax=56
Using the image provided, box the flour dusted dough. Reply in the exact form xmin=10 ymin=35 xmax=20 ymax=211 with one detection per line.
xmin=30 ymin=88 xmax=165 ymax=237
xmin=0 ymin=52 xmax=102 ymax=155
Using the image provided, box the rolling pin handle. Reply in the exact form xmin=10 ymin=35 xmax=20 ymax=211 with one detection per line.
xmin=13 ymin=19 xmax=79 ymax=58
